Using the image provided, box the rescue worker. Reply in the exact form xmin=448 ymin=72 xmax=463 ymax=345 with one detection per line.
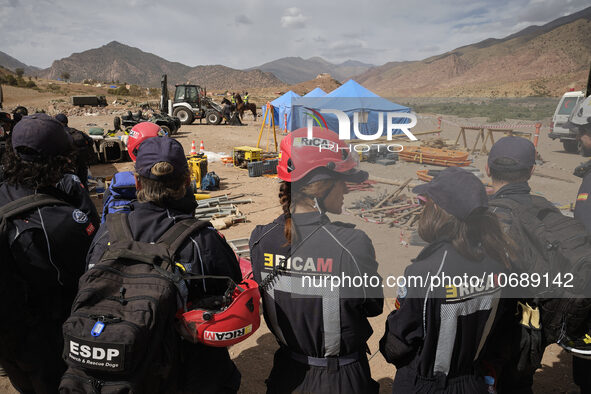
xmin=55 ymin=113 xmax=95 ymax=188
xmin=485 ymin=137 xmax=540 ymax=393
xmin=249 ymin=127 xmax=384 ymax=393
xmin=85 ymin=136 xmax=243 ymax=393
xmin=53 ymin=114 xmax=100 ymax=225
xmin=380 ymin=167 xmax=515 ymax=393
xmin=0 ymin=113 xmax=97 ymax=393
xmin=484 ymin=136 xmax=581 ymax=393
xmin=12 ymin=106 xmax=28 ymax=125
xmin=243 ymin=91 xmax=249 ymax=104
xmin=100 ymin=122 xmax=162 ymax=222
xmin=0 ymin=112 xmax=11 ymax=179
xmin=566 ymin=99 xmax=591 ymax=393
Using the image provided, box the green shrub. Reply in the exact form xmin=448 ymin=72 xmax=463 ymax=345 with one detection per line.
xmin=47 ymin=83 xmax=61 ymax=92
xmin=408 ymin=98 xmax=557 ymax=122
xmin=107 ymin=86 xmax=130 ymax=96
xmin=5 ymin=74 xmax=17 ymax=86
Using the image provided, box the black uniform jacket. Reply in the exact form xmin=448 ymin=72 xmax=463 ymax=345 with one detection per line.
xmin=250 ymin=212 xmax=383 ymax=358
xmin=57 ymin=172 xmax=100 ymax=226
xmin=380 ymin=241 xmax=508 ymax=382
xmin=0 ymin=182 xmax=97 ymax=314
xmin=575 ymin=171 xmax=591 ymax=233
xmin=86 ymin=195 xmax=242 ymax=299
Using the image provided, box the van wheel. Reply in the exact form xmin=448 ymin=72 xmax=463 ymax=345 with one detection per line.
xmin=563 ymin=140 xmax=580 ymax=153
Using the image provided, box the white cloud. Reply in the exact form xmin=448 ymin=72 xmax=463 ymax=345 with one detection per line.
xmin=0 ymin=0 xmax=589 ymax=70
xmin=280 ymin=7 xmax=307 ymax=29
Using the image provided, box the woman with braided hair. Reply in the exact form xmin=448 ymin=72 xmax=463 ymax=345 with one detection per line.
xmin=249 ymin=127 xmax=383 ymax=393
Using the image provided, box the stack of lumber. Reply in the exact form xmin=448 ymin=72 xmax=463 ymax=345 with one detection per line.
xmin=399 ymin=146 xmax=471 ymax=167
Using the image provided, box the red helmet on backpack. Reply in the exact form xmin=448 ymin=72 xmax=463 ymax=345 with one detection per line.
xmin=176 ymin=277 xmax=261 ymax=347
xmin=277 ymin=127 xmax=367 ymax=183
xmin=127 ymin=122 xmax=163 ymax=161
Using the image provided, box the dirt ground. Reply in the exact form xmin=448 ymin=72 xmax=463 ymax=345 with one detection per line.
xmin=1 ymin=87 xmax=585 ymax=393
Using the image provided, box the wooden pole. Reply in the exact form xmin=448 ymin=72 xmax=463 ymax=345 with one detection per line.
xmin=374 ymin=178 xmax=412 ymax=209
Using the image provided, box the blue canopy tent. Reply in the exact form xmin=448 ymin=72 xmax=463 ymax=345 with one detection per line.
xmin=303 ymin=87 xmax=327 ymax=98
xmin=262 ymin=90 xmax=301 ymax=131
xmin=291 ymin=80 xmax=411 ymax=138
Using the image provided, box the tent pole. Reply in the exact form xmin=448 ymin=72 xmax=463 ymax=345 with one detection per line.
xmin=257 ymin=102 xmax=270 ymax=149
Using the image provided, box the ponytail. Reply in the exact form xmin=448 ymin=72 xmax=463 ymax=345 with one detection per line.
xmin=279 ymin=181 xmax=292 ymax=244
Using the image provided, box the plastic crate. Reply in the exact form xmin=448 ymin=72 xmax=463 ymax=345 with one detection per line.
xmin=263 ymin=159 xmax=278 ymax=174
xmin=248 ymin=161 xmax=264 ymax=177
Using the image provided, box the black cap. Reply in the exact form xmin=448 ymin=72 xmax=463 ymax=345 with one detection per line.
xmin=12 ymin=113 xmax=73 ymax=161
xmin=412 ymin=167 xmax=488 ymax=221
xmin=135 ymin=137 xmax=188 ymax=181
xmin=487 ymin=136 xmax=535 ymax=171
xmin=55 ymin=113 xmax=68 ymax=126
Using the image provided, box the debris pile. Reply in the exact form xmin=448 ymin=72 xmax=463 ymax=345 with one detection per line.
xmin=346 ymin=180 xmax=376 ymax=192
xmin=195 ymin=194 xmax=252 ymax=229
xmin=346 ymin=178 xmax=423 ymax=228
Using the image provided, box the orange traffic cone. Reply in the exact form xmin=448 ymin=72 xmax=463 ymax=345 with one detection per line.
xmin=190 ymin=140 xmax=197 ymax=155
xmin=199 ymin=140 xmax=205 ymax=154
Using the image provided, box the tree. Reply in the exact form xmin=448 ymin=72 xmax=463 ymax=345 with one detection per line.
xmin=15 ymin=68 xmax=24 ymax=78
xmin=5 ymin=75 xmax=17 ymax=86
xmin=61 ymin=71 xmax=71 ymax=82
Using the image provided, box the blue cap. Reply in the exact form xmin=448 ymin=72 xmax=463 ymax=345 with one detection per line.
xmin=412 ymin=167 xmax=488 ymax=220
xmin=11 ymin=113 xmax=73 ymax=161
xmin=488 ymin=136 xmax=535 ymax=171
xmin=135 ymin=137 xmax=188 ymax=181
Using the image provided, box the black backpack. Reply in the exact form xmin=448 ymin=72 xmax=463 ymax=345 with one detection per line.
xmin=0 ymin=194 xmax=69 ymax=355
xmin=490 ymin=195 xmax=591 ymax=344
xmin=60 ymin=213 xmax=210 ymax=393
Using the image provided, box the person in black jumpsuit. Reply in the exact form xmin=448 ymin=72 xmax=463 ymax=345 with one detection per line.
xmin=250 ymin=127 xmax=383 ymax=394
xmin=380 ymin=167 xmax=515 ymax=393
xmin=568 ymin=105 xmax=591 ymax=393
xmin=85 ymin=136 xmax=243 ymax=393
xmin=55 ymin=114 xmax=95 ymax=188
xmin=0 ymin=114 xmax=97 ymax=393
xmin=484 ymin=136 xmax=542 ymax=394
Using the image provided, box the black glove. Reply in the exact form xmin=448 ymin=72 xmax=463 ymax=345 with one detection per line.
xmin=574 ymin=161 xmax=591 ymax=178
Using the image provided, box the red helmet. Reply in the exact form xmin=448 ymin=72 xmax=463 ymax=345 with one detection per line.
xmin=176 ymin=277 xmax=260 ymax=347
xmin=127 ymin=122 xmax=163 ymax=161
xmin=277 ymin=126 xmax=367 ymax=183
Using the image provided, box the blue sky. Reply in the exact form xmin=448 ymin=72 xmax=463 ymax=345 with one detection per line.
xmin=0 ymin=0 xmax=588 ymax=69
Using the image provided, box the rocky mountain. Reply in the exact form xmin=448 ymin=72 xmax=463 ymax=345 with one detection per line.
xmin=38 ymin=41 xmax=283 ymax=89
xmin=356 ymin=6 xmax=591 ymax=97
xmin=0 ymin=51 xmax=39 ymax=75
xmin=184 ymin=65 xmax=283 ymax=90
xmin=39 ymin=41 xmax=190 ymax=86
xmin=249 ymin=56 xmax=374 ymax=84
xmin=288 ymin=73 xmax=341 ymax=96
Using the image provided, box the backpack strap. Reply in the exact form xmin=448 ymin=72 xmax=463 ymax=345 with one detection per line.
xmin=157 ymin=219 xmax=212 ymax=256
xmin=489 ymin=196 xmax=522 ymax=212
xmin=105 ymin=213 xmax=134 ymax=242
xmin=0 ymin=193 xmax=67 ymax=220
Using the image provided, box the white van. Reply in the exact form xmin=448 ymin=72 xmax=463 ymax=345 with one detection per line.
xmin=549 ymin=90 xmax=585 ymax=153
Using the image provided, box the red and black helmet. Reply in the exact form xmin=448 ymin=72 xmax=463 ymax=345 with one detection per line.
xmin=176 ymin=274 xmax=260 ymax=347
xmin=127 ymin=122 xmax=163 ymax=161
xmin=277 ymin=126 xmax=367 ymax=183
